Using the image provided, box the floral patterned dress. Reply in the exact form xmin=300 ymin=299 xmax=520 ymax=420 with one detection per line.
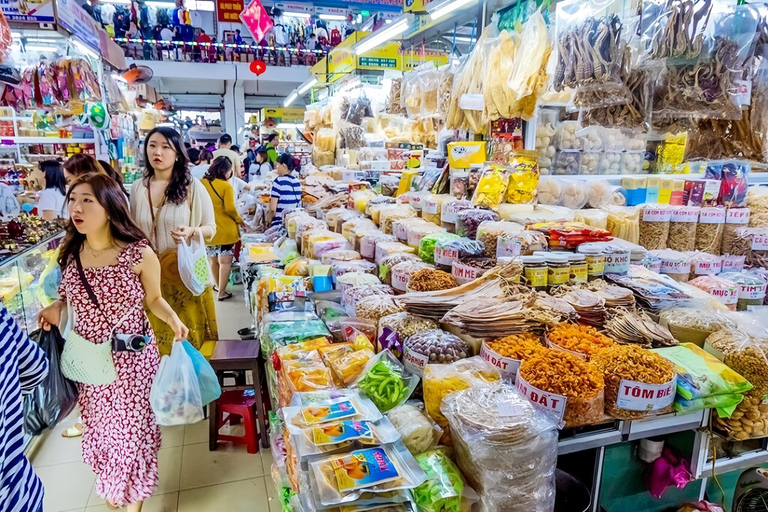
xmin=59 ymin=240 xmax=161 ymax=507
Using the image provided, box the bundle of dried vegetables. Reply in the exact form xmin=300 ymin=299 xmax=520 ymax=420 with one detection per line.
xmin=603 ymin=308 xmax=678 ymax=347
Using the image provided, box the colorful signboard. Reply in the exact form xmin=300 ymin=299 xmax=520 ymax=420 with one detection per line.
xmin=0 ymin=0 xmax=54 ymax=23
xmin=56 ymin=0 xmax=101 ymax=54
xmin=217 ymin=0 xmax=244 ymax=22
xmin=240 ymin=0 xmax=272 ymax=42
xmin=261 ymin=107 xmax=305 ymax=123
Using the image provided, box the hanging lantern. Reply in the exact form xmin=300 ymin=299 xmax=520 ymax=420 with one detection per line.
xmin=250 ymin=60 xmax=267 ymax=76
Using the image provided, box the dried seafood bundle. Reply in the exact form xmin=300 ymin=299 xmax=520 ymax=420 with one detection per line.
xmin=553 ymin=14 xmax=625 ymax=91
xmin=591 ymin=283 xmax=636 ymax=310
xmin=606 ymin=272 xmax=697 ymax=313
xmin=441 ymin=296 xmax=568 ymax=338
xmin=686 ymin=112 xmax=765 ymax=161
xmin=580 ymin=70 xmax=651 ymax=130
xmin=446 ymin=32 xmax=489 ymax=134
xmin=603 ymin=308 xmax=678 ymax=347
xmin=398 ymin=279 xmax=506 ymax=320
xmin=534 ymin=293 xmax=579 ymax=322
xmin=557 ymin=289 xmax=607 ymax=327
xmin=642 ymin=0 xmax=711 ymax=60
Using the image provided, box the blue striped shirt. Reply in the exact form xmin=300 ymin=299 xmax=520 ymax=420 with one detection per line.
xmin=270 ymin=174 xmax=302 ymax=227
xmin=0 ymin=306 xmax=48 ymax=512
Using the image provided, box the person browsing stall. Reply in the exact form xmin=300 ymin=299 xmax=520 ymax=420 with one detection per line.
xmin=213 ymin=133 xmax=241 ymax=173
xmin=264 ymin=133 xmax=279 ymax=164
xmin=33 ymin=160 xmax=68 ymax=220
xmin=267 ymin=152 xmax=301 ymax=228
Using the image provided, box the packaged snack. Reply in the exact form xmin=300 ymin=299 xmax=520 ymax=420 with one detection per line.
xmin=695 ymin=207 xmax=726 ymax=255
xmin=375 ymin=242 xmax=416 ymax=266
xmin=667 ymin=206 xmax=700 ymax=252
xmin=639 ymin=205 xmax=672 ymax=251
xmin=378 ymin=313 xmax=440 ymax=357
xmin=356 ymin=295 xmax=406 ymax=325
xmin=379 ymin=252 xmax=422 ymax=284
xmin=340 ymin=318 xmax=377 ymax=348
xmin=440 ymin=384 xmax=558 ymax=512
xmin=476 ymin=221 xmax=524 ymax=258
xmin=283 ymin=394 xmax=383 ymax=428
xmin=440 ymin=199 xmax=474 ymax=232
xmin=290 ymin=416 xmax=401 ymax=462
xmin=412 ymin=449 xmax=478 ymax=512
xmin=333 ymin=261 xmax=378 ymax=285
xmin=337 ymin=272 xmax=381 ymax=292
xmin=406 ymin=222 xmax=446 ymax=249
xmin=354 ymin=350 xmax=420 ymax=412
xmin=472 ymin=164 xmax=510 ymax=210
xmin=387 ymin=402 xmax=442 ymax=455
xmin=722 ymin=208 xmax=750 ymax=255
xmin=517 ymin=351 xmax=605 ymax=427
xmin=650 ymin=249 xmax=693 ymax=283
xmin=407 ymin=269 xmax=458 ymax=292
xmin=455 ymin=209 xmax=500 ymax=239
xmin=402 ymin=330 xmax=471 ymax=377
xmin=322 ymin=250 xmax=361 ymax=265
xmin=419 ymin=233 xmax=460 ymax=265
xmin=688 ymin=252 xmax=723 ymax=281
xmin=505 ymin=150 xmax=540 ymax=204
xmin=423 ymin=357 xmax=501 ymax=445
xmin=393 ymin=218 xmax=429 ymax=243
xmin=260 ymin=311 xmax=331 ymax=358
xmin=329 ymin=349 xmax=376 ymax=386
xmin=688 ymin=275 xmax=739 ymax=310
xmin=591 ymin=345 xmax=676 ymax=420
xmin=433 ymin=238 xmax=485 ymax=272
xmin=422 ymin=194 xmax=454 ymax=225
xmin=717 ymin=272 xmax=767 ymax=311
xmin=343 ymin=285 xmax=395 ymax=317
xmin=380 ymin=205 xmax=418 ymax=235
xmin=391 ymin=261 xmax=433 ymax=293
xmin=713 ymin=389 xmax=768 ymax=441
xmin=360 ymin=232 xmax=397 ymax=261
xmin=307 ymin=441 xmax=426 ymax=506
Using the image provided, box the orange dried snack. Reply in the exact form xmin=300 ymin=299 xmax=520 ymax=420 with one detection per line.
xmin=486 ymin=333 xmax=548 ymax=360
xmin=548 ymin=323 xmax=614 ymax=359
xmin=519 ymin=351 xmax=604 ymax=399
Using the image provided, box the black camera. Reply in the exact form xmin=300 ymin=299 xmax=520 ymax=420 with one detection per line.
xmin=112 ymin=334 xmax=150 ymax=353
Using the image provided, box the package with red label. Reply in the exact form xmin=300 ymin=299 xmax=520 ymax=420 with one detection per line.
xmin=688 ymin=275 xmax=739 ymax=310
xmin=649 ymin=249 xmax=693 ymax=283
xmin=528 ymin=221 xmax=613 ymax=249
xmin=433 ymin=238 xmax=484 ymax=272
xmin=688 ymin=252 xmax=723 ymax=281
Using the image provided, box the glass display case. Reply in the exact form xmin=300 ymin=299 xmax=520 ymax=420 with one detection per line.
xmin=1 ymin=232 xmax=65 ymax=335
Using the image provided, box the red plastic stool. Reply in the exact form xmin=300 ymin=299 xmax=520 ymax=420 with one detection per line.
xmin=214 ymin=390 xmax=259 ymax=454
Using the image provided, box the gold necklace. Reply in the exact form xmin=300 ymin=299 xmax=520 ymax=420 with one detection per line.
xmin=85 ymin=240 xmax=115 ymax=257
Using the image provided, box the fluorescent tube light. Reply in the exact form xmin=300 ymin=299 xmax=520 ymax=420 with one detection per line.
xmin=25 ymin=45 xmax=57 ymax=52
xmin=428 ymin=0 xmax=476 ymax=20
xmin=319 ymin=14 xmax=346 ymax=21
xmin=11 ymin=32 xmax=21 ymax=38
xmin=353 ymin=13 xmax=413 ymax=55
xmin=284 ymin=90 xmax=299 ymax=107
xmin=99 ymin=0 xmax=131 ymax=4
xmin=298 ymin=77 xmax=317 ymax=94
xmin=71 ymin=38 xmax=100 ymax=60
xmin=282 ymin=11 xmax=311 ymax=18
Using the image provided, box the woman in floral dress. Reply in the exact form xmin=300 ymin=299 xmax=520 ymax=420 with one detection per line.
xmin=38 ymin=173 xmax=188 ymax=511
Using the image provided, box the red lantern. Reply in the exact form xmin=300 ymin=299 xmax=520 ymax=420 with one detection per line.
xmin=250 ymin=60 xmax=267 ymax=76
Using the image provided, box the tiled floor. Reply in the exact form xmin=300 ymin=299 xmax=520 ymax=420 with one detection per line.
xmin=29 ymin=285 xmax=278 ymax=512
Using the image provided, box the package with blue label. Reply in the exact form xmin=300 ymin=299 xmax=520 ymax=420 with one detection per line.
xmin=282 ymin=394 xmax=382 ymax=429
xmin=308 ymin=440 xmax=427 ymax=506
xmin=290 ymin=416 xmax=401 ymax=463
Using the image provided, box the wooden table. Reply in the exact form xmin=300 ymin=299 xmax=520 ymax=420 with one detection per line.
xmin=208 ymin=339 xmax=269 ymax=450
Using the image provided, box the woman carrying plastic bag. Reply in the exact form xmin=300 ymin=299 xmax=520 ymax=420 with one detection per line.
xmin=177 ymin=232 xmax=214 ymax=296
xmin=150 ymin=341 xmax=205 ymax=425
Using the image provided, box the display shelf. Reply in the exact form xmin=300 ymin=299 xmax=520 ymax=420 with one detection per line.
xmin=2 ymin=137 xmax=96 ymax=144
xmin=626 ymin=409 xmax=706 ymax=441
xmin=558 ymin=424 xmax=623 ymax=455
xmin=700 ymin=449 xmax=768 ymax=478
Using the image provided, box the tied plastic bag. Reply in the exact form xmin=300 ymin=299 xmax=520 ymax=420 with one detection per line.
xmin=150 ymin=341 xmax=204 ymax=425
xmin=181 ymin=340 xmax=221 ymax=407
xmin=177 ymin=232 xmax=213 ymax=296
xmin=23 ymin=327 xmax=78 ymax=436
xmin=412 ymin=448 xmax=479 ymax=512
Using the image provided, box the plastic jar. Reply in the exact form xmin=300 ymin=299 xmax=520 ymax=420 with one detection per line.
xmin=544 ymin=253 xmax=571 ymax=290
xmin=521 ymin=255 xmax=547 ymax=291
xmin=577 ymin=246 xmax=606 ymax=281
xmin=568 ymin=253 xmax=588 ymax=283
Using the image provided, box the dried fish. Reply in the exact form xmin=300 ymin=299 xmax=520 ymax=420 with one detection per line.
xmin=603 ymin=308 xmax=678 ymax=347
xmin=644 ymin=0 xmax=712 ymax=60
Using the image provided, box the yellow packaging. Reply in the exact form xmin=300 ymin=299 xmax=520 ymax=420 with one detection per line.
xmin=448 ymin=141 xmax=487 ymax=168
xmin=658 ymin=178 xmax=673 ymax=204
xmin=525 ymin=267 xmax=547 ymax=287
xmin=396 ymin=169 xmax=419 ymax=196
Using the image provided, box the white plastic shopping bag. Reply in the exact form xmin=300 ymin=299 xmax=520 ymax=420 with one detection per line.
xmin=150 ymin=341 xmax=204 ymax=426
xmin=177 ymin=232 xmax=213 ymax=296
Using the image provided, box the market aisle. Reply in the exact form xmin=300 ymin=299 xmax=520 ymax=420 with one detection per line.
xmin=30 ymin=284 xmax=278 ymax=512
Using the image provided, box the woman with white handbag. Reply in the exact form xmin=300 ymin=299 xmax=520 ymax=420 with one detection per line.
xmin=37 ymin=172 xmax=188 ymax=511
xmin=129 ymin=127 xmax=218 ymax=356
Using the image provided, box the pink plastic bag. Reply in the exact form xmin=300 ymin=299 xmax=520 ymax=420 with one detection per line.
xmin=646 ymin=447 xmax=692 ymax=499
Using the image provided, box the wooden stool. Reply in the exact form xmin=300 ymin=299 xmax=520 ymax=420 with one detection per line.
xmin=214 ymin=390 xmax=259 ymax=454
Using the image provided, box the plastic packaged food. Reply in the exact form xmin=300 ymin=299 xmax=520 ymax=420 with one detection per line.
xmin=289 ymin=416 xmax=401 ymax=462
xmin=476 ymin=221 xmax=523 ymax=258
xmin=591 ymin=345 xmax=676 ymax=420
xmin=322 ymin=250 xmax=361 ymax=265
xmin=355 ymin=295 xmax=406 ymax=325
xmin=332 ymin=260 xmax=377 ymax=284
xmin=419 ymin=233 xmax=460 ymax=265
xmin=283 ymin=395 xmax=383 ymax=429
xmin=343 ymin=284 xmax=394 ymax=317
xmin=380 ymin=205 xmax=418 ymax=234
xmin=440 ymin=199 xmax=474 ymax=232
xmin=707 ymin=329 xmax=768 ymax=397
xmin=688 ymin=275 xmax=739 ymax=311
xmin=402 ymin=330 xmax=471 ymax=377
xmin=722 ymin=208 xmax=750 ymax=255
xmin=407 ymin=269 xmax=458 ymax=292
xmin=688 ymin=252 xmax=723 ymax=281
xmin=639 ymin=205 xmax=672 ymax=250
xmin=559 ymin=179 xmax=589 ymax=209
xmin=472 ymin=164 xmax=510 ymax=210
xmin=650 ymin=249 xmax=693 ymax=283
xmin=667 ymin=206 xmax=700 ymax=252
xmin=433 ymin=238 xmax=485 ymax=272
xmin=518 ymin=351 xmax=605 ymax=427
xmin=379 ymin=252 xmax=422 ymax=285
xmin=497 ymin=230 xmax=548 ymax=258
xmin=455 ymin=209 xmax=500 ymax=239
xmin=328 ymin=349 xmax=376 ymax=386
xmin=695 ymin=207 xmax=726 ymax=255
xmin=406 ymin=223 xmax=446 ymax=249
xmin=391 ymin=261 xmax=433 ymax=293
xmin=336 ymin=272 xmax=380 ymax=292
xmin=370 ymin=203 xmax=399 ymax=226
xmin=713 ymin=389 xmax=768 ymax=441
xmin=393 ymin=218 xmax=430 ymax=243
xmin=260 ymin=311 xmax=331 ymax=358
xmin=412 ymin=449 xmax=478 ymax=512
xmin=717 ymin=272 xmax=767 ymax=311
xmin=505 ymin=150 xmax=540 ymax=204
xmin=354 ymin=350 xmax=420 ymax=412
xmin=375 ymin=242 xmax=416 ymax=266
xmin=423 ymin=357 xmax=501 ymax=445
xmin=387 ymin=403 xmax=442 ymax=455
xmin=377 ymin=313 xmax=440 ymax=358
xmin=440 ymin=383 xmax=558 ymax=512
xmin=360 ymin=232 xmax=397 ymax=261
xmin=422 ymin=194 xmax=453 ymax=225
xmin=307 ymin=441 xmax=426 ymax=507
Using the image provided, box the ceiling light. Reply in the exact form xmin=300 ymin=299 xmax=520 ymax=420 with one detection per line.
xmin=428 ymin=0 xmax=476 ymax=20
xmin=298 ymin=77 xmax=317 ymax=95
xmin=354 ymin=13 xmax=413 ymax=55
xmin=319 ymin=14 xmax=346 ymax=21
xmin=282 ymin=11 xmax=311 ymax=18
xmin=99 ymin=0 xmax=131 ymax=4
xmin=385 ymin=19 xmax=392 ymax=23
xmin=25 ymin=45 xmax=57 ymax=52
xmin=284 ymin=90 xmax=299 ymax=107
xmin=10 ymin=32 xmax=21 ymax=38
xmin=71 ymin=38 xmax=100 ymax=60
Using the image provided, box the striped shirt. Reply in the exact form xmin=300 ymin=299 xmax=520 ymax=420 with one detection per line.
xmin=270 ymin=174 xmax=302 ymax=227
xmin=0 ymin=306 xmax=48 ymax=512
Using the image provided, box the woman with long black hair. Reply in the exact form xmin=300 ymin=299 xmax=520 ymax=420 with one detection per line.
xmin=33 ymin=160 xmax=67 ymax=220
xmin=38 ymin=172 xmax=187 ymax=511
xmin=129 ymin=126 xmax=217 ymax=355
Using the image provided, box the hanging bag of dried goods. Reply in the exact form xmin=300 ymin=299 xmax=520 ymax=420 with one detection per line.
xmin=433 ymin=238 xmax=485 ymax=272
xmin=695 ymin=207 xmax=726 ymax=255
xmin=516 ymin=351 xmax=605 ymax=428
xmin=479 ymin=333 xmax=548 ymax=381
xmin=440 ymin=198 xmax=473 ymax=232
xmin=591 ymin=345 xmax=676 ymax=420
xmin=639 ymin=204 xmax=672 ymax=250
xmin=423 ymin=357 xmax=501 ymax=445
xmin=441 ymin=384 xmax=558 ymax=511
xmin=472 ymin=164 xmax=510 ymax=210
xmin=455 ymin=209 xmax=500 ymax=239
xmin=718 ymin=272 xmax=767 ymax=311
xmin=688 ymin=275 xmax=739 ymax=311
xmin=667 ymin=206 xmax=700 ymax=252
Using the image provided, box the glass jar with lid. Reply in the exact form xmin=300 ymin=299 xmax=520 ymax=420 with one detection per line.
xmin=577 ymin=245 xmax=606 ymax=281
xmin=544 ymin=253 xmax=571 ymax=291
xmin=521 ymin=255 xmax=547 ymax=291
xmin=568 ymin=253 xmax=588 ymax=283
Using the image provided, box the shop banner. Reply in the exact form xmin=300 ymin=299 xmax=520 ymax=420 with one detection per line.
xmin=1 ymin=0 xmax=54 ymax=23
xmin=56 ymin=0 xmax=101 ymax=54
xmin=260 ymin=107 xmax=304 ymax=123
xmin=218 ymin=0 xmax=245 ymax=22
xmin=315 ymin=6 xmax=350 ymax=17
xmin=239 ymin=0 xmax=271 ymax=40
xmin=274 ymin=1 xmax=314 ymax=14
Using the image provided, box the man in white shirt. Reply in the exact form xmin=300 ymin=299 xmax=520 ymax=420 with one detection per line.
xmin=213 ymin=134 xmax=241 ymax=176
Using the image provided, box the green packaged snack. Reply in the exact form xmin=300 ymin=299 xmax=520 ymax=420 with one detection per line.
xmin=412 ymin=449 xmax=477 ymax=512
xmin=419 ymin=233 xmax=460 ymax=265
xmin=354 ymin=350 xmax=420 ymax=412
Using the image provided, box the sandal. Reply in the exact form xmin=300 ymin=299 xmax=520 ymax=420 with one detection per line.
xmin=218 ymin=292 xmax=233 ymax=301
xmin=213 ymin=286 xmax=218 ymax=292
xmin=61 ymin=423 xmax=83 ymax=438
